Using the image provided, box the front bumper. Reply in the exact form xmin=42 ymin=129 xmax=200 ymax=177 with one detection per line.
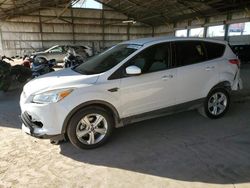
xmin=20 ymin=89 xmax=70 ymax=136
xmin=20 ymin=112 xmax=64 ymax=140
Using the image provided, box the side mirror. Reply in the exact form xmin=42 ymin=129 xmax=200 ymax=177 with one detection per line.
xmin=126 ymin=65 xmax=141 ymax=75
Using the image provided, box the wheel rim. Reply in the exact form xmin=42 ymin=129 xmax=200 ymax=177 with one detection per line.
xmin=208 ymin=92 xmax=228 ymax=116
xmin=76 ymin=113 xmax=108 ymax=145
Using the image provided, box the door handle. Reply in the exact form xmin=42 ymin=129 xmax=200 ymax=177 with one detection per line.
xmin=162 ymin=75 xmax=173 ymax=80
xmin=205 ymin=66 xmax=215 ymax=71
xmin=108 ymin=87 xmax=119 ymax=92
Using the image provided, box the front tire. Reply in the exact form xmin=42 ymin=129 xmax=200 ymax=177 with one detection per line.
xmin=198 ymin=88 xmax=230 ymax=119
xmin=67 ymin=107 xmax=114 ymax=149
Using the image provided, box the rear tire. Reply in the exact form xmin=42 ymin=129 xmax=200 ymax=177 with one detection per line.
xmin=67 ymin=106 xmax=114 ymax=149
xmin=198 ymin=88 xmax=230 ymax=119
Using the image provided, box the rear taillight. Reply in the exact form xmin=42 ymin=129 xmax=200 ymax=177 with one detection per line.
xmin=229 ymin=59 xmax=240 ymax=68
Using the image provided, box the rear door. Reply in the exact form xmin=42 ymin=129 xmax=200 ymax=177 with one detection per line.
xmin=173 ymin=40 xmax=220 ymax=104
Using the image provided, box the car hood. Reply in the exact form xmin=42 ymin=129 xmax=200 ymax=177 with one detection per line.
xmin=23 ymin=68 xmax=99 ymax=96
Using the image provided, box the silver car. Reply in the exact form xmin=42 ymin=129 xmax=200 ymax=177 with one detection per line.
xmin=31 ymin=45 xmax=93 ymax=63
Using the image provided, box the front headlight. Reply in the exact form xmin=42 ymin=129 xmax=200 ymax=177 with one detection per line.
xmin=32 ymin=88 xmax=73 ymax=104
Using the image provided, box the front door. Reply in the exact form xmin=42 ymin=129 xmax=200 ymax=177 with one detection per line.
xmin=119 ymin=42 xmax=177 ymax=118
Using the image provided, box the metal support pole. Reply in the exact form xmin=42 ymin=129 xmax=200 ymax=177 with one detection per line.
xmin=203 ymin=26 xmax=208 ymax=38
xmin=224 ymin=13 xmax=232 ymax=42
xmin=127 ymin=23 xmax=130 ymax=40
xmin=187 ymin=20 xmax=191 ymax=37
xmin=224 ymin=24 xmax=229 ymax=41
xmin=101 ymin=8 xmax=105 ymax=49
xmin=39 ymin=10 xmax=44 ymax=49
xmin=203 ymin=18 xmax=208 ymax=38
xmin=187 ymin=28 xmax=190 ymax=37
xmin=71 ymin=8 xmax=75 ymax=44
xmin=0 ymin=26 xmax=4 ymax=54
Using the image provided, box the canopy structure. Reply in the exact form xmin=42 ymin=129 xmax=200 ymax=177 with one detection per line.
xmin=96 ymin=0 xmax=250 ymax=25
xmin=1 ymin=0 xmax=250 ymax=24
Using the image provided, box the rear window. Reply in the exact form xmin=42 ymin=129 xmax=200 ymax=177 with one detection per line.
xmin=203 ymin=42 xmax=225 ymax=60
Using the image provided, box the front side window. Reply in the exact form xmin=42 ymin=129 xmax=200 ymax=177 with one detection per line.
xmin=126 ymin=43 xmax=171 ymax=74
xmin=108 ymin=42 xmax=172 ymax=80
xmin=73 ymin=44 xmax=141 ymax=75
xmin=174 ymin=41 xmax=206 ymax=67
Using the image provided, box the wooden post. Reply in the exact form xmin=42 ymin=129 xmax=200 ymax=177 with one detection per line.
xmin=39 ymin=10 xmax=44 ymax=49
xmin=101 ymin=8 xmax=105 ymax=49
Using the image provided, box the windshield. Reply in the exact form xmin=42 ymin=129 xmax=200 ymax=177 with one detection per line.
xmin=73 ymin=44 xmax=142 ymax=75
xmin=45 ymin=46 xmax=56 ymax=52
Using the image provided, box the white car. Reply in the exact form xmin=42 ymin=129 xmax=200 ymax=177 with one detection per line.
xmin=20 ymin=37 xmax=242 ymax=149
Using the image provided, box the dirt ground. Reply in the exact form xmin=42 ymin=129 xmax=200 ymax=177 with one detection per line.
xmin=0 ymin=65 xmax=250 ymax=188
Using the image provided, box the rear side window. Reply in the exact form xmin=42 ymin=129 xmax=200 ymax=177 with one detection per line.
xmin=203 ymin=42 xmax=225 ymax=60
xmin=174 ymin=41 xmax=206 ymax=67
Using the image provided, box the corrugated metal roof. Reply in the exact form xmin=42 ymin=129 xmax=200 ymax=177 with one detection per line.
xmin=96 ymin=0 xmax=250 ymax=26
xmin=0 ymin=0 xmax=79 ymax=19
xmin=1 ymin=0 xmax=250 ymax=25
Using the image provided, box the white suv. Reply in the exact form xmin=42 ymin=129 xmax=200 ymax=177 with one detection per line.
xmin=20 ymin=37 xmax=242 ymax=149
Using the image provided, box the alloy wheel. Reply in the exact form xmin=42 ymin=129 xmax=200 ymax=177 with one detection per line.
xmin=76 ymin=113 xmax=108 ymax=145
xmin=208 ymin=92 xmax=228 ymax=116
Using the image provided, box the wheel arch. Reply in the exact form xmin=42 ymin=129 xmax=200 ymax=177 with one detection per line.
xmin=207 ymin=81 xmax=232 ymax=96
xmin=61 ymin=100 xmax=122 ymax=135
xmin=210 ymin=81 xmax=232 ymax=93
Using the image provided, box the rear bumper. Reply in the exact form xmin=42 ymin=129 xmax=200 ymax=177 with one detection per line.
xmin=238 ymin=78 xmax=243 ymax=90
xmin=232 ymin=77 xmax=243 ymax=91
xmin=20 ymin=112 xmax=64 ymax=140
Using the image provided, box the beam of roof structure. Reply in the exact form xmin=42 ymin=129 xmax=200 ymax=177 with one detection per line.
xmin=0 ymin=0 xmax=80 ymax=20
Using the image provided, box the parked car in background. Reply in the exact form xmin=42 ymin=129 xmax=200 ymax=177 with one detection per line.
xmin=20 ymin=37 xmax=242 ymax=149
xmin=31 ymin=45 xmax=93 ymax=63
xmin=231 ymin=44 xmax=250 ymax=63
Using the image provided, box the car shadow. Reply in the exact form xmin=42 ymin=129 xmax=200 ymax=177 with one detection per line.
xmin=60 ymin=103 xmax=250 ymax=184
xmin=0 ymin=89 xmax=22 ymax=129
